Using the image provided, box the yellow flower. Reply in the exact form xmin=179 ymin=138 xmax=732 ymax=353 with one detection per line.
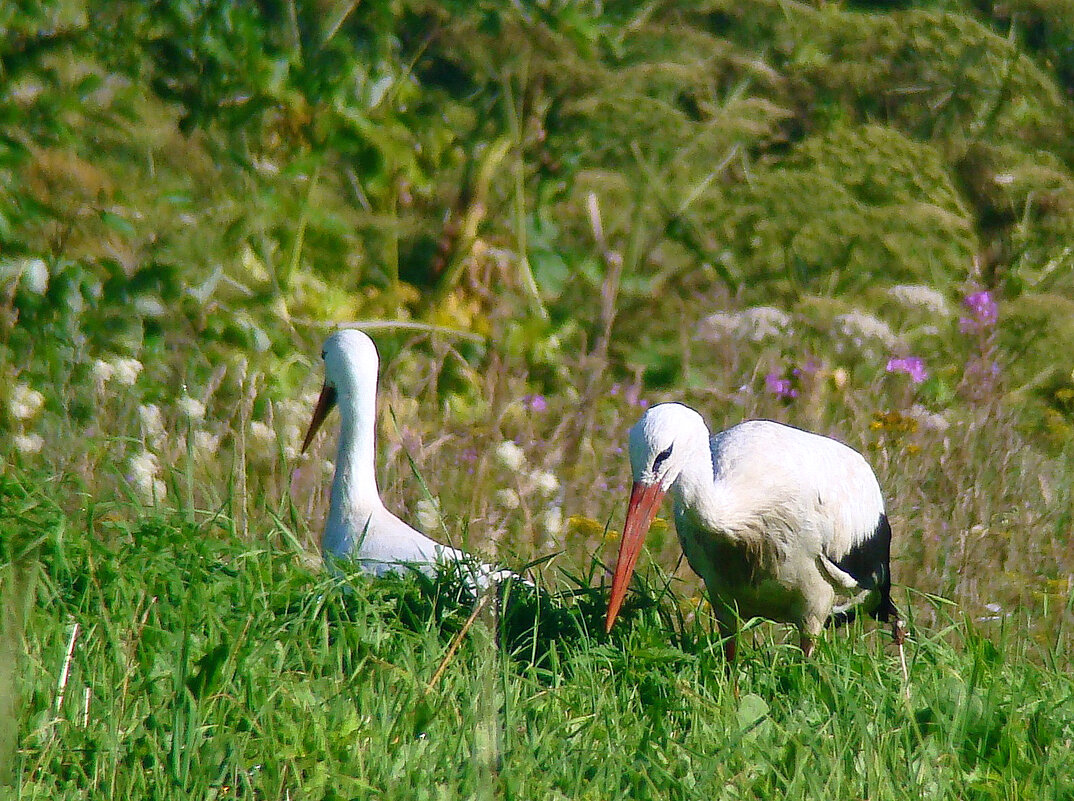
xmin=871 ymin=410 xmax=919 ymax=434
xmin=567 ymin=515 xmax=604 ymax=537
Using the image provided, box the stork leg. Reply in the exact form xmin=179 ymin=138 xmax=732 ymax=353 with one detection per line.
xmin=723 ymin=631 xmax=737 ymax=665
xmin=872 ymin=579 xmax=910 ymax=693
xmin=799 ymin=614 xmax=825 ymax=658
xmin=713 ymin=614 xmax=739 ymax=697
xmin=722 ymin=632 xmax=739 ymax=700
xmin=891 ymin=616 xmax=909 ymax=691
xmin=713 ymin=608 xmax=737 ymax=667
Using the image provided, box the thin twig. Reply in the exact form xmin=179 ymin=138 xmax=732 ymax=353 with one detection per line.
xmin=554 ymin=193 xmax=625 ymax=453
xmin=586 ymin=192 xmax=624 ymax=369
xmin=425 ymin=589 xmax=496 ymax=694
xmin=289 ymin=318 xmax=486 ymax=343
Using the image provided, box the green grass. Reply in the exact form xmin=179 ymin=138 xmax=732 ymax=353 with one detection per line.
xmin=5 ymin=475 xmax=1073 ymax=800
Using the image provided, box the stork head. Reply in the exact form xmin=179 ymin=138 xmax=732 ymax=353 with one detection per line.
xmin=606 ymin=403 xmax=709 ymax=633
xmin=627 ymin=402 xmax=708 ymax=490
xmin=301 ymin=329 xmax=380 ymax=452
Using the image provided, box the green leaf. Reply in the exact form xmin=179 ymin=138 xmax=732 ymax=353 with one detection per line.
xmin=100 ymin=211 xmax=136 ymax=237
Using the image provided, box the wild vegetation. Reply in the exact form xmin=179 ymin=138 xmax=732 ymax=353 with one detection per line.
xmin=3 ymin=0 xmax=1074 ymax=797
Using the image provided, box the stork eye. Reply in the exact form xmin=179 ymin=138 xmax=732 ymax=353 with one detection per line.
xmin=652 ymin=445 xmax=673 ymax=471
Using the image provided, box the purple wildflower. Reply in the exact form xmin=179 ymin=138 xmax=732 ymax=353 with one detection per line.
xmin=886 ymin=356 xmax=928 ymax=384
xmin=622 ymin=384 xmax=649 ymax=408
xmin=765 ymin=372 xmax=799 ymax=400
xmin=791 ymin=358 xmax=821 ymax=378
xmin=525 ymin=394 xmax=548 ymax=412
xmin=959 ymin=290 xmax=998 ymax=333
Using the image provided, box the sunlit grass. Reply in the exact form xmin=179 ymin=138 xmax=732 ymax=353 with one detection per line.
xmin=4 ymin=476 xmax=1073 ymax=799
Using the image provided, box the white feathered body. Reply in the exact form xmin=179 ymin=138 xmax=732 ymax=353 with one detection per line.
xmin=671 ymin=420 xmax=886 ymax=635
xmin=323 ymin=465 xmax=472 ymax=577
xmin=311 ymin=329 xmax=512 ymax=589
xmin=627 ymin=405 xmax=898 ymax=643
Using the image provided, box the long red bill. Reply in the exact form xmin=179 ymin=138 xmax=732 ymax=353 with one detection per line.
xmin=605 ymin=480 xmax=666 ymax=633
xmin=300 ymin=383 xmax=338 ymax=453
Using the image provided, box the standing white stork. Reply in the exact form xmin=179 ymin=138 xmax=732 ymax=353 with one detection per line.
xmin=605 ymin=402 xmax=907 ymax=667
xmin=301 ymin=328 xmax=514 ymax=589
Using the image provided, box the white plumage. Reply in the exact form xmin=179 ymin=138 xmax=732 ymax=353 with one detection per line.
xmin=302 ymin=328 xmax=513 ymax=589
xmin=606 ymin=402 xmax=906 ymax=662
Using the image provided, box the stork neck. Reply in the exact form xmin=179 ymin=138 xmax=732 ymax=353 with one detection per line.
xmin=670 ymin=448 xmax=718 ymax=511
xmin=331 ymin=389 xmax=382 ymax=511
xmin=669 ymin=436 xmax=759 ymax=542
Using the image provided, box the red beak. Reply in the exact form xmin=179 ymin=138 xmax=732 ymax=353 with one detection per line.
xmin=301 ymin=383 xmax=338 ymax=453
xmin=605 ymin=480 xmax=666 ymax=633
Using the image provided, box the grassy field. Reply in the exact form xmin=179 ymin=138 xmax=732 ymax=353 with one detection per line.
xmin=4 ymin=466 xmax=1074 ymax=799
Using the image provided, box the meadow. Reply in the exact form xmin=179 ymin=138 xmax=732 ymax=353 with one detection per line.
xmin=4 ymin=0 xmax=1074 ymax=797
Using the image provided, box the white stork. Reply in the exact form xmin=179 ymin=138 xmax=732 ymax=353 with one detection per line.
xmin=301 ymin=328 xmax=514 ymax=589
xmin=605 ymin=402 xmax=907 ymax=667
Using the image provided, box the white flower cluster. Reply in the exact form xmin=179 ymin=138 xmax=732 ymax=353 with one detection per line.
xmin=833 ymin=311 xmax=899 ymax=352
xmin=10 ymin=384 xmax=45 ymax=421
xmin=93 ymin=356 xmax=143 ymax=387
xmin=495 ymin=440 xmax=526 ymax=472
xmin=907 ymin=403 xmax=951 ymax=433
xmin=177 ymin=395 xmax=206 ymax=421
xmin=128 ymin=450 xmax=166 ymax=503
xmin=14 ymin=433 xmax=43 ymax=455
xmin=193 ymin=430 xmax=220 ymax=458
xmin=494 ymin=439 xmax=562 ymax=536
xmin=495 ymin=440 xmax=561 ymax=495
xmin=10 ymin=383 xmax=47 ymax=454
xmin=697 ymin=306 xmax=793 ymax=344
xmin=1 ymin=258 xmax=48 ymax=295
xmin=277 ymin=394 xmax=318 ymax=459
xmin=248 ymin=419 xmax=277 ymax=459
xmin=494 ymin=488 xmax=521 ymax=510
xmin=139 ymin=404 xmax=167 ymax=449
xmin=530 ymin=470 xmax=559 ymax=495
xmin=541 ymin=505 xmax=564 ymax=539
xmin=887 ymin=285 xmax=951 ymax=317
xmin=416 ymin=496 xmax=442 ymax=531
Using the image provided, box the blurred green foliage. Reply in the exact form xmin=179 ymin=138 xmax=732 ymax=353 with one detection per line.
xmin=3 ymin=0 xmax=1074 ymax=426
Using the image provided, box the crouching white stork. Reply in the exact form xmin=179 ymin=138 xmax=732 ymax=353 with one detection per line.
xmin=605 ymin=402 xmax=907 ymax=671
xmin=301 ymin=328 xmax=516 ymax=590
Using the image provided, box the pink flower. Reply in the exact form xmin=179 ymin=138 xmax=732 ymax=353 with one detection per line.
xmin=886 ymin=357 xmax=928 ymax=384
